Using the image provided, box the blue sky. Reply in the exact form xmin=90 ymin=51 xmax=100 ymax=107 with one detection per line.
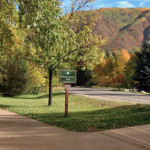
xmin=63 ymin=0 xmax=150 ymax=10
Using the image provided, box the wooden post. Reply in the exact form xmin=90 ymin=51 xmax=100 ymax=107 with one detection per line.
xmin=60 ymin=70 xmax=77 ymax=117
xmin=64 ymin=84 xmax=70 ymax=117
xmin=65 ymin=90 xmax=69 ymax=117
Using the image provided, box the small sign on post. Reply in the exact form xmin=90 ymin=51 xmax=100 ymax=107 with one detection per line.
xmin=60 ymin=70 xmax=77 ymax=117
xmin=60 ymin=70 xmax=76 ymax=84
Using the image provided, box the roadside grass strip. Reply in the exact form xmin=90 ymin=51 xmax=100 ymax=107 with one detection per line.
xmin=0 ymin=90 xmax=150 ymax=132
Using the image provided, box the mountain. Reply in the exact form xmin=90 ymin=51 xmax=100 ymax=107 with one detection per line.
xmin=92 ymin=8 xmax=150 ymax=51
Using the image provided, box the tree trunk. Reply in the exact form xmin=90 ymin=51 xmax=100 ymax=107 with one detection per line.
xmin=48 ymin=69 xmax=53 ymax=106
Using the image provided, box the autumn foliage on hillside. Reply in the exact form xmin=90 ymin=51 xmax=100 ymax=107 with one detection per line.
xmin=92 ymin=8 xmax=150 ymax=51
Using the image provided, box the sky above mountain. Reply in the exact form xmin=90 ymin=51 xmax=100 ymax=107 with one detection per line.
xmin=63 ymin=0 xmax=150 ymax=10
xmin=93 ymin=0 xmax=150 ymax=8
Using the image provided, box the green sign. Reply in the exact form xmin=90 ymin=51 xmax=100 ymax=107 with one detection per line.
xmin=60 ymin=70 xmax=77 ymax=84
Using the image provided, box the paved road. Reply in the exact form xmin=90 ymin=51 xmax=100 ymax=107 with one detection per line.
xmin=0 ymin=109 xmax=150 ymax=150
xmin=69 ymin=87 xmax=150 ymax=104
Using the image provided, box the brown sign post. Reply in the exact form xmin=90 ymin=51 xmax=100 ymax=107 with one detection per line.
xmin=60 ymin=70 xmax=77 ymax=117
xmin=64 ymin=84 xmax=71 ymax=117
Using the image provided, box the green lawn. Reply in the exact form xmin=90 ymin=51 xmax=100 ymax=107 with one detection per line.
xmin=0 ymin=90 xmax=150 ymax=132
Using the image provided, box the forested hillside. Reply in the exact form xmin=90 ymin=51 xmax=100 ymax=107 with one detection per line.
xmin=92 ymin=8 xmax=150 ymax=51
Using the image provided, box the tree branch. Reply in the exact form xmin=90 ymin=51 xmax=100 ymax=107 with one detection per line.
xmin=68 ymin=0 xmax=92 ymax=20
xmin=62 ymin=43 xmax=94 ymax=59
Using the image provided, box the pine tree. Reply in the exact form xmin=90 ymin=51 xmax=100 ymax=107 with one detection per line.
xmin=134 ymin=40 xmax=150 ymax=92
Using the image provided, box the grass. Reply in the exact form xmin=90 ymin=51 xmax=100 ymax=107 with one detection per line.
xmin=0 ymin=90 xmax=150 ymax=132
xmin=112 ymin=88 xmax=150 ymax=95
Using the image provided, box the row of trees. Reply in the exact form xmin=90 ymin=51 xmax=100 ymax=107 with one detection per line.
xmin=93 ymin=49 xmax=136 ymax=88
xmin=76 ymin=49 xmax=130 ymax=87
xmin=92 ymin=42 xmax=150 ymax=92
xmin=0 ymin=0 xmax=149 ymax=103
xmin=0 ymin=0 xmax=106 ymax=105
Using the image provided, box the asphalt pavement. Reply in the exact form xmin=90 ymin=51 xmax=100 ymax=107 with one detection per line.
xmin=0 ymin=109 xmax=150 ymax=150
xmin=69 ymin=87 xmax=150 ymax=104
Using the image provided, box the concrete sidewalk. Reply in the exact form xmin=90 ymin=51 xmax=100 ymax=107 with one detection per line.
xmin=0 ymin=109 xmax=150 ymax=150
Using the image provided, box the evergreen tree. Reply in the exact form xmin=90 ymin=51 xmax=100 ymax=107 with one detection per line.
xmin=76 ymin=68 xmax=93 ymax=86
xmin=134 ymin=40 xmax=150 ymax=92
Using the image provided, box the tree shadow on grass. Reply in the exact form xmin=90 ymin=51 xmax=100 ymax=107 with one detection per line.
xmin=19 ymin=104 xmax=150 ymax=132
xmin=0 ymin=104 xmax=48 ymax=108
xmin=1 ymin=102 xmax=150 ymax=132
xmin=0 ymin=104 xmax=11 ymax=109
xmin=13 ymin=92 xmax=64 ymax=100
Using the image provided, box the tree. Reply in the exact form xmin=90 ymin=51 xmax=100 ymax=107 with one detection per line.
xmin=134 ymin=40 xmax=150 ymax=92
xmin=94 ymin=52 xmax=115 ymax=87
xmin=26 ymin=61 xmax=48 ymax=94
xmin=112 ymin=50 xmax=130 ymax=88
xmin=0 ymin=0 xmax=17 ymax=55
xmin=76 ymin=68 xmax=93 ymax=86
xmin=94 ymin=50 xmax=131 ymax=88
xmin=0 ymin=1 xmax=31 ymax=96
xmin=0 ymin=1 xmax=48 ymax=96
xmin=0 ymin=56 xmax=29 ymax=97
xmin=18 ymin=0 xmax=106 ymax=105
xmin=124 ymin=53 xmax=137 ymax=88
